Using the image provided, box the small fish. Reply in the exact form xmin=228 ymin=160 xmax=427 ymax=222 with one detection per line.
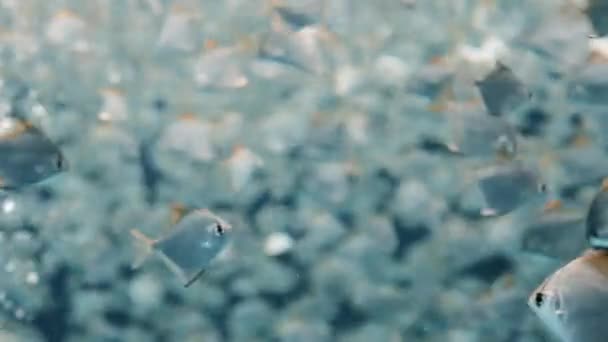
xmin=475 ymin=61 xmax=531 ymax=116
xmin=586 ymin=178 xmax=608 ymax=249
xmin=475 ymin=160 xmax=547 ymax=216
xmin=521 ymin=200 xmax=586 ymax=260
xmin=130 ymin=208 xmax=232 ymax=287
xmin=447 ymin=111 xmax=518 ymax=159
xmin=0 ymin=117 xmax=68 ymax=190
xmin=528 ymin=249 xmax=608 ymax=342
xmin=271 ymin=0 xmax=325 ymax=30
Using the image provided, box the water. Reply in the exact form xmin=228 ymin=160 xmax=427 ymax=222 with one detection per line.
xmin=0 ymin=1 xmax=605 ymax=341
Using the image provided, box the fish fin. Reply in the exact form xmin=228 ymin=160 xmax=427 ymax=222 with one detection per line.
xmin=130 ymin=229 xmax=155 ymax=269
xmin=184 ymin=269 xmax=206 ymax=288
xmin=170 ymin=202 xmax=189 ymax=226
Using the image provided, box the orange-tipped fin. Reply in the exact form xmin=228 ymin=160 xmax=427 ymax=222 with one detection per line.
xmin=130 ymin=229 xmax=155 ymax=269
xmin=170 ymin=202 xmax=189 ymax=226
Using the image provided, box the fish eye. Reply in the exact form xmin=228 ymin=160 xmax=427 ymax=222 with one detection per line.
xmin=215 ymin=223 xmax=225 ymax=235
xmin=56 ymin=155 xmax=64 ymax=170
xmin=535 ymin=292 xmax=545 ymax=307
xmin=538 ymin=183 xmax=548 ymax=193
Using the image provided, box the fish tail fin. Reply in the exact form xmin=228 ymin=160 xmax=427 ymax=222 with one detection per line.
xmin=130 ymin=229 xmax=154 ymax=269
xmin=184 ymin=269 xmax=206 ymax=288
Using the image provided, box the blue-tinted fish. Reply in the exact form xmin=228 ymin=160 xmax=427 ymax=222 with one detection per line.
xmin=0 ymin=117 xmax=68 ymax=190
xmin=475 ymin=160 xmax=547 ymax=216
xmin=529 ymin=249 xmax=608 ymax=342
xmin=269 ymin=0 xmax=326 ymax=30
xmin=475 ymin=61 xmax=531 ymax=116
xmin=130 ymin=208 xmax=232 ymax=287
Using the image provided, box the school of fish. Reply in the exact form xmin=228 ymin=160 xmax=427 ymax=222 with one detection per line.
xmin=3 ymin=0 xmax=608 ymax=341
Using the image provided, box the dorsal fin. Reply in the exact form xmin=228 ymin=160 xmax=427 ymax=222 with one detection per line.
xmin=170 ymin=202 xmax=189 ymax=226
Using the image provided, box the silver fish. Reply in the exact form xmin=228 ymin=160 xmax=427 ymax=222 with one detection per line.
xmin=586 ymin=178 xmax=608 ymax=249
xmin=475 ymin=160 xmax=547 ymax=216
xmin=521 ymin=200 xmax=586 ymax=261
xmin=475 ymin=61 xmax=531 ymax=116
xmin=0 ymin=117 xmax=68 ymax=190
xmin=529 ymin=249 xmax=608 ymax=342
xmin=130 ymin=208 xmax=232 ymax=287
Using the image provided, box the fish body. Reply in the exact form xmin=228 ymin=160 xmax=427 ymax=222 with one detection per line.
xmin=130 ymin=209 xmax=232 ymax=287
xmin=529 ymin=249 xmax=608 ymax=342
xmin=475 ymin=61 xmax=531 ymax=116
xmin=0 ymin=118 xmax=67 ymax=190
xmin=476 ymin=161 xmax=546 ymax=216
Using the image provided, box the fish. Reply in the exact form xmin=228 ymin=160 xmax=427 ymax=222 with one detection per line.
xmin=271 ymin=1 xmax=324 ymax=31
xmin=521 ymin=200 xmax=586 ymax=261
xmin=475 ymin=160 xmax=547 ymax=216
xmin=0 ymin=117 xmax=68 ymax=190
xmin=586 ymin=178 xmax=608 ymax=249
xmin=474 ymin=61 xmax=531 ymax=116
xmin=528 ymin=249 xmax=608 ymax=342
xmin=447 ymin=110 xmax=518 ymax=159
xmin=130 ymin=208 xmax=232 ymax=287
